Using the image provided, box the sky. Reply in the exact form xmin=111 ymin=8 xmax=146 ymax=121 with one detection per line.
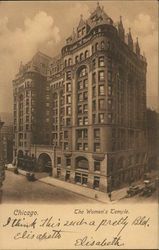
xmin=0 ymin=0 xmax=158 ymax=113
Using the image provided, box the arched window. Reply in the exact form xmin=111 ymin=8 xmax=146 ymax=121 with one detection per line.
xmin=101 ymin=41 xmax=105 ymax=50
xmin=68 ymin=58 xmax=72 ymax=66
xmin=64 ymin=60 xmax=67 ymax=67
xmin=75 ymin=55 xmax=79 ymax=64
xmin=80 ymin=53 xmax=84 ymax=61
xmin=95 ymin=43 xmax=98 ymax=52
xmin=79 ymin=67 xmax=87 ymax=77
xmin=85 ymin=50 xmax=89 ymax=58
xmin=76 ymin=157 xmax=89 ymax=170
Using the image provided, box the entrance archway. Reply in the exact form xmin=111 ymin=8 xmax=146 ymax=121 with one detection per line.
xmin=38 ymin=153 xmax=52 ymax=173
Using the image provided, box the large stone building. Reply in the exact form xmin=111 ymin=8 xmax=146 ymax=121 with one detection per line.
xmin=13 ymin=3 xmax=147 ymax=192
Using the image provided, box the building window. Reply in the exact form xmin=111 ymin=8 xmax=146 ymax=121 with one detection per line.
xmin=108 ymin=99 xmax=112 ymax=109
xmin=66 ymin=118 xmax=71 ymax=126
xmin=67 ymin=95 xmax=71 ymax=104
xmin=94 ymin=143 xmax=100 ymax=152
xmin=101 ymin=41 xmax=105 ymax=50
xmin=68 ymin=58 xmax=72 ymax=66
xmin=57 ymin=168 xmax=61 ymax=178
xmin=75 ymin=56 xmax=79 ymax=63
xmin=26 ymin=107 xmax=29 ymax=114
xmin=85 ymin=50 xmax=89 ymax=58
xmin=78 ymin=117 xmax=83 ymax=126
xmin=92 ymin=114 xmax=96 ymax=124
xmin=84 ymin=117 xmax=88 ymax=125
xmin=83 ymin=104 xmax=88 ymax=114
xmin=108 ymin=85 xmax=112 ymax=96
xmin=108 ymin=113 xmax=112 ymax=123
xmin=94 ymin=129 xmax=100 ymax=139
xmin=67 ymin=82 xmax=71 ymax=92
xmin=64 ymin=131 xmax=68 ymax=139
xmin=99 ymin=113 xmax=104 ymax=123
xmin=64 ymin=142 xmax=69 ymax=150
xmin=94 ymin=161 xmax=100 ymax=171
xmin=65 ymin=170 xmax=70 ymax=181
xmin=66 ymin=106 xmax=71 ymax=115
xmin=77 ymin=129 xmax=82 ymax=139
xmin=95 ymin=43 xmax=98 ymax=51
xmin=83 ymin=129 xmax=88 ymax=139
xmin=57 ymin=157 xmax=61 ymax=167
xmin=108 ymin=71 xmax=112 ymax=81
xmin=78 ymin=105 xmax=82 ymax=114
xmin=84 ymin=143 xmax=88 ymax=151
xmin=83 ymin=91 xmax=88 ymax=100
xmin=98 ymin=71 xmax=105 ymax=81
xmin=99 ymin=85 xmax=104 ymax=95
xmin=83 ymin=79 xmax=88 ymax=88
xmin=66 ymin=71 xmax=71 ymax=80
xmin=80 ymin=53 xmax=84 ymax=61
xmin=78 ymin=81 xmax=83 ymax=90
xmin=77 ymin=143 xmax=82 ymax=150
xmin=66 ymin=158 xmax=71 ymax=167
xmin=98 ymin=57 xmax=105 ymax=67
xmin=78 ymin=93 xmax=83 ymax=102
xmin=26 ymin=98 xmax=29 ymax=105
xmin=99 ymin=99 xmax=105 ymax=110
xmin=94 ymin=176 xmax=100 ymax=189
xmin=80 ymin=67 xmax=87 ymax=77
xmin=75 ymin=172 xmax=88 ymax=186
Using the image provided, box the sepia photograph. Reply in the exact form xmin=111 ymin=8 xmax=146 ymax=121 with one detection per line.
xmin=0 ymin=0 xmax=158 ymax=249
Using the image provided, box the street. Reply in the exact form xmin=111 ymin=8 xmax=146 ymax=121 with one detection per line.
xmin=1 ymin=170 xmax=158 ymax=204
xmin=1 ymin=170 xmax=97 ymax=204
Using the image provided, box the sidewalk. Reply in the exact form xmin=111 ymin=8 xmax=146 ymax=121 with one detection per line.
xmin=11 ymin=168 xmax=128 ymax=203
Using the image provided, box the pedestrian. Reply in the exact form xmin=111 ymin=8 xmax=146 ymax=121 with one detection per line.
xmin=108 ymin=192 xmax=112 ymax=201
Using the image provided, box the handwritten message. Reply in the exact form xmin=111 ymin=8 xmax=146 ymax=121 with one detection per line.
xmin=0 ymin=207 xmax=152 ymax=248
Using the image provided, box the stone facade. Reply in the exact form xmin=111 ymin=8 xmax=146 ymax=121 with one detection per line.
xmin=13 ymin=3 xmax=147 ymax=192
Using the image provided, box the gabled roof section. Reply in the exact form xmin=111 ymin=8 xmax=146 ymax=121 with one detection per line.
xmin=87 ymin=2 xmax=113 ymax=28
xmin=78 ymin=14 xmax=86 ymax=29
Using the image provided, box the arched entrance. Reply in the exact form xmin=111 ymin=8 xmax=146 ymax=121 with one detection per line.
xmin=75 ymin=156 xmax=89 ymax=186
xmin=38 ymin=153 xmax=52 ymax=173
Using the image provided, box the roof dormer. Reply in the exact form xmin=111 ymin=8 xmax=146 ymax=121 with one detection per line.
xmin=77 ymin=14 xmax=88 ymax=38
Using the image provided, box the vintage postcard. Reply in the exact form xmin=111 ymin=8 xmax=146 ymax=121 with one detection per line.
xmin=0 ymin=0 xmax=158 ymax=249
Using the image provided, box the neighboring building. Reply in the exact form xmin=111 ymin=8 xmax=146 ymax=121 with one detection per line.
xmin=147 ymin=108 xmax=159 ymax=171
xmin=13 ymin=3 xmax=147 ymax=192
xmin=0 ymin=124 xmax=13 ymax=163
xmin=13 ymin=51 xmax=51 ymax=167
